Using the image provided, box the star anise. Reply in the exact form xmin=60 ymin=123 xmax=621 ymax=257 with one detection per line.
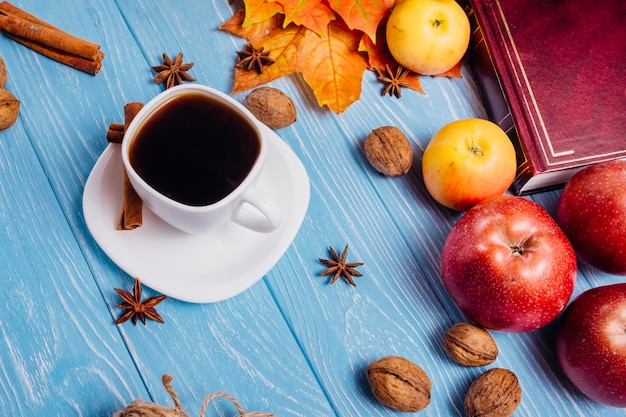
xmin=235 ymin=42 xmax=275 ymax=74
xmin=319 ymin=244 xmax=364 ymax=286
xmin=114 ymin=278 xmax=166 ymax=325
xmin=152 ymin=52 xmax=196 ymax=90
xmin=377 ymin=64 xmax=412 ymax=98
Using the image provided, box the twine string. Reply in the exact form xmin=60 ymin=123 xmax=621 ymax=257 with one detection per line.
xmin=163 ymin=374 xmax=277 ymax=417
xmin=199 ymin=391 xmax=277 ymax=417
xmin=162 ymin=374 xmax=183 ymax=411
xmin=114 ymin=374 xmax=277 ymax=417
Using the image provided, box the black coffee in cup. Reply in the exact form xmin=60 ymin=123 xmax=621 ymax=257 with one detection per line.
xmin=129 ymin=93 xmax=260 ymax=206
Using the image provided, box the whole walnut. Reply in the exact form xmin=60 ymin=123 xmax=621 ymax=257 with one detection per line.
xmin=444 ymin=322 xmax=498 ymax=367
xmin=0 ymin=56 xmax=7 ymax=89
xmin=0 ymin=89 xmax=20 ymax=131
xmin=464 ymin=368 xmax=522 ymax=417
xmin=245 ymin=87 xmax=296 ymax=129
xmin=367 ymin=355 xmax=431 ymax=412
xmin=364 ymin=126 xmax=413 ymax=177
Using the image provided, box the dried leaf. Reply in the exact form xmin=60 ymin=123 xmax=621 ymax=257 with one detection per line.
xmin=242 ymin=0 xmax=284 ymax=27
xmin=226 ymin=8 xmax=368 ymax=113
xmin=327 ymin=0 xmax=397 ymax=42
xmin=299 ymin=20 xmax=368 ymax=112
xmin=220 ymin=8 xmax=285 ymax=42
xmin=358 ymin=16 xmax=393 ymax=69
xmin=275 ymin=0 xmax=336 ymax=36
xmin=435 ymin=59 xmax=464 ymax=78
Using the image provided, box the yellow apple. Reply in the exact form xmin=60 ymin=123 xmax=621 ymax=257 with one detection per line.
xmin=422 ymin=118 xmax=517 ymax=211
xmin=386 ymin=0 xmax=470 ymax=75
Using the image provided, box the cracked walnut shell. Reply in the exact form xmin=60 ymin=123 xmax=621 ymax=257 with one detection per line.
xmin=364 ymin=126 xmax=413 ymax=177
xmin=367 ymin=355 xmax=431 ymax=412
xmin=244 ymin=87 xmax=296 ymax=129
xmin=464 ymin=368 xmax=522 ymax=417
xmin=444 ymin=322 xmax=498 ymax=367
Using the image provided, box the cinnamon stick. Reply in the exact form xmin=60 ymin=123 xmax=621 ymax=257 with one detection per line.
xmin=0 ymin=2 xmax=104 ymax=75
xmin=118 ymin=169 xmax=143 ymax=230
xmin=116 ymin=102 xmax=144 ymax=230
xmin=3 ymin=33 xmax=103 ymax=75
xmin=106 ymin=123 xmax=125 ymax=144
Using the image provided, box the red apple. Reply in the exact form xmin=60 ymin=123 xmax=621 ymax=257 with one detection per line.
xmin=556 ymin=160 xmax=626 ymax=275
xmin=556 ymin=283 xmax=626 ymax=408
xmin=440 ymin=196 xmax=577 ymax=332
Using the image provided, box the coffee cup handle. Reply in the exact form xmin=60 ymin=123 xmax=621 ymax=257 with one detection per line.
xmin=232 ymin=187 xmax=282 ymax=233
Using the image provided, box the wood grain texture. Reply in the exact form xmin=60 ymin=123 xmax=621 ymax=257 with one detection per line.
xmin=0 ymin=119 xmax=147 ymax=415
xmin=0 ymin=0 xmax=622 ymax=416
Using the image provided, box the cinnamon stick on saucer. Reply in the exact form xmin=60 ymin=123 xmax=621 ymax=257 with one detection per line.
xmin=118 ymin=168 xmax=143 ymax=230
xmin=0 ymin=1 xmax=104 ymax=75
xmin=106 ymin=123 xmax=125 ymax=144
xmin=116 ymin=102 xmax=144 ymax=230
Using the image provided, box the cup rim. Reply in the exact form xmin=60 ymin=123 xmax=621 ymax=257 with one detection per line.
xmin=121 ymin=84 xmax=266 ymax=212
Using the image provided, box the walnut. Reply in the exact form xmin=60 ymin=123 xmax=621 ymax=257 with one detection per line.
xmin=244 ymin=87 xmax=296 ymax=129
xmin=464 ymin=368 xmax=522 ymax=417
xmin=364 ymin=126 xmax=413 ymax=177
xmin=367 ymin=355 xmax=431 ymax=412
xmin=0 ymin=89 xmax=20 ymax=131
xmin=444 ymin=322 xmax=498 ymax=367
xmin=0 ymin=56 xmax=7 ymax=89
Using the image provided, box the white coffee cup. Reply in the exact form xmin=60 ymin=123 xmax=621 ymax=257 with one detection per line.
xmin=121 ymin=84 xmax=282 ymax=235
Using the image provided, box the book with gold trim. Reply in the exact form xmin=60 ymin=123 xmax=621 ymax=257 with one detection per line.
xmin=466 ymin=0 xmax=626 ymax=195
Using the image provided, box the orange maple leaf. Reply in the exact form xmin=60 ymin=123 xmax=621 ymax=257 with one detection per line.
xmin=327 ymin=0 xmax=397 ymax=42
xmin=242 ymin=0 xmax=284 ymax=27
xmin=222 ymin=6 xmax=369 ymax=113
xmin=298 ymin=20 xmax=369 ymax=112
xmin=273 ymin=0 xmax=336 ymax=36
xmin=358 ymin=16 xmax=394 ymax=70
xmin=435 ymin=59 xmax=464 ymax=78
xmin=220 ymin=8 xmax=284 ymax=43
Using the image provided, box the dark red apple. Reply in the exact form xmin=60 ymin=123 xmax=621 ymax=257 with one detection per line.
xmin=440 ymin=196 xmax=577 ymax=332
xmin=556 ymin=160 xmax=626 ymax=275
xmin=556 ymin=283 xmax=626 ymax=408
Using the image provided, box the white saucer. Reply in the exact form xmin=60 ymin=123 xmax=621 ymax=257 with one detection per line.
xmin=82 ymin=127 xmax=310 ymax=303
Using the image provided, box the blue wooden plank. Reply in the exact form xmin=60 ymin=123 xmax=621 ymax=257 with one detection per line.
xmin=0 ymin=121 xmax=147 ymax=414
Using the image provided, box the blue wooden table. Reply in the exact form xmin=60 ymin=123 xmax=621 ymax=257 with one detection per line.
xmin=0 ymin=1 xmax=623 ymax=416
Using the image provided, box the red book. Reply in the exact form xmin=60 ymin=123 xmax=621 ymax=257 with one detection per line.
xmin=466 ymin=0 xmax=626 ymax=194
